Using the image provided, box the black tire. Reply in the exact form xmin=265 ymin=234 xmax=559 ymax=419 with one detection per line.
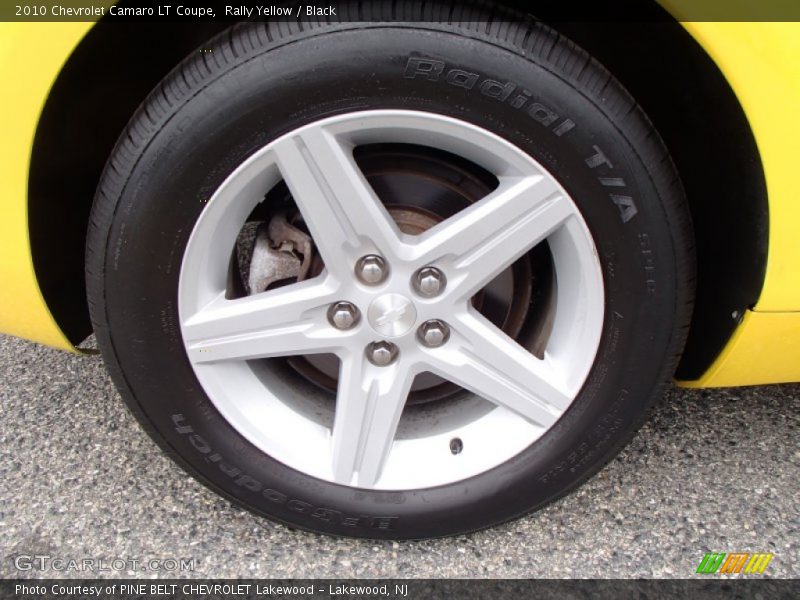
xmin=86 ymin=3 xmax=694 ymax=539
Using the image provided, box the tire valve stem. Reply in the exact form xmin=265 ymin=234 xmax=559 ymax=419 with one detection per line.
xmin=450 ymin=437 xmax=463 ymax=455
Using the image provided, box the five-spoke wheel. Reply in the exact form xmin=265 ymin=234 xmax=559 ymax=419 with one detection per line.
xmin=179 ymin=111 xmax=604 ymax=489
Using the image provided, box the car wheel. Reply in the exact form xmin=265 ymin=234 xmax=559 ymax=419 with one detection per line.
xmin=86 ymin=6 xmax=694 ymax=539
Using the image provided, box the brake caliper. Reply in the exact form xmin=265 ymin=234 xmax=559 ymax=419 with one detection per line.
xmin=238 ymin=213 xmax=313 ymax=294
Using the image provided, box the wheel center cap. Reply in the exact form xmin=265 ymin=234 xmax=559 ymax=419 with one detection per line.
xmin=368 ymin=294 xmax=417 ymax=337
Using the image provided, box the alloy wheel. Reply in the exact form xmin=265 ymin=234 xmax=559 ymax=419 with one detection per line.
xmin=178 ymin=110 xmax=604 ymax=490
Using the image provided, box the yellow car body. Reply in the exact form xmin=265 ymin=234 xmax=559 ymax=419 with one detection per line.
xmin=1 ymin=14 xmax=799 ymax=387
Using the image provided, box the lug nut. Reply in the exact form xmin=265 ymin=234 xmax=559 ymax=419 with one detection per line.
xmin=413 ymin=266 xmax=446 ymax=297
xmin=328 ymin=301 xmax=360 ymax=330
xmin=366 ymin=341 xmax=399 ymax=366
xmin=418 ymin=319 xmax=450 ymax=348
xmin=355 ymin=255 xmax=388 ymax=285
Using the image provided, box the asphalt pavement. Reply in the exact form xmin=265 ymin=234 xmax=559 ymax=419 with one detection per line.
xmin=1 ymin=333 xmax=797 ymax=579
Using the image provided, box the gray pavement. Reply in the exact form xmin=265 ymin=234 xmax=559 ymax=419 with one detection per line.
xmin=0 ymin=333 xmax=797 ymax=579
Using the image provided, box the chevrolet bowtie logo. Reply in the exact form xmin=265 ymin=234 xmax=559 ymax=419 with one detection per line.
xmin=374 ymin=304 xmax=409 ymax=326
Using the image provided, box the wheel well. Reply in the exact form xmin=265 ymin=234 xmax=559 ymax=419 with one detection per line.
xmin=551 ymin=19 xmax=768 ymax=379
xmin=28 ymin=21 xmax=229 ymax=345
xmin=29 ymin=12 xmax=767 ymax=379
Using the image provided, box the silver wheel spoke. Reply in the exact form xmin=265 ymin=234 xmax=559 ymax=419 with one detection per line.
xmin=426 ymin=310 xmax=571 ymax=428
xmin=330 ymin=356 xmax=416 ymax=487
xmin=183 ymin=279 xmax=342 ymax=363
xmin=272 ymin=126 xmax=403 ymax=275
xmin=415 ymin=175 xmax=573 ymax=299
